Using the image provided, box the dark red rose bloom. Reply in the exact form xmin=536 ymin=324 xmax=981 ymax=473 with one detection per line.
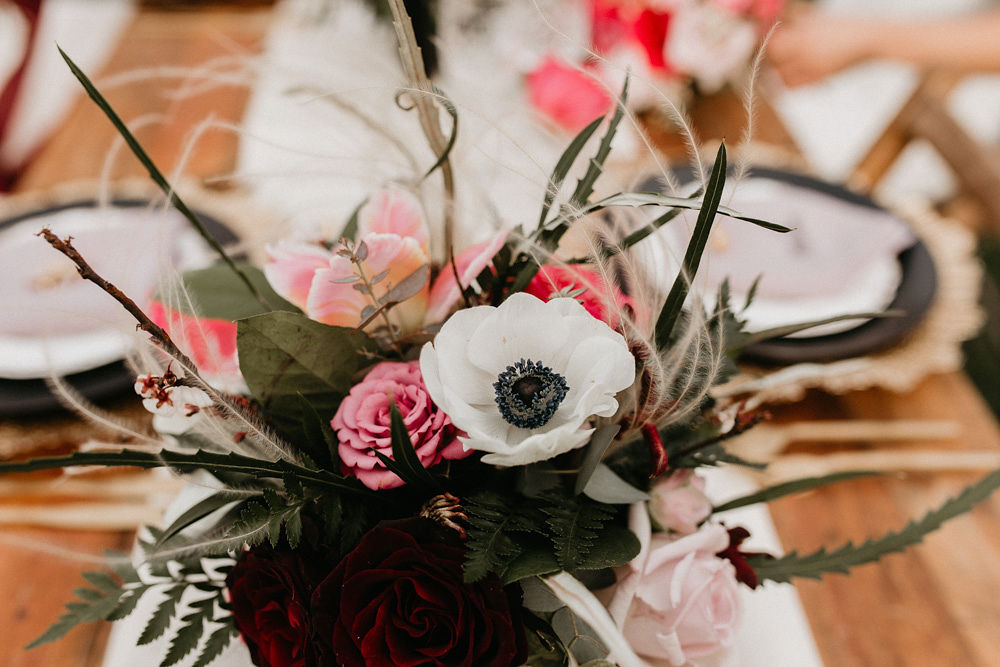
xmin=312 ymin=518 xmax=527 ymax=667
xmin=716 ymin=526 xmax=772 ymax=589
xmin=227 ymin=546 xmax=318 ymax=667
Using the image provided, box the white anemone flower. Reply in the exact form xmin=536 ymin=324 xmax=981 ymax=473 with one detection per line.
xmin=419 ymin=292 xmax=636 ymax=466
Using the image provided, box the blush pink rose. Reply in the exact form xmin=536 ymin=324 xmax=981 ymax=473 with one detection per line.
xmin=649 ymin=469 xmax=712 ymax=534
xmin=330 ymin=361 xmax=468 ymax=490
xmin=524 ymin=264 xmax=635 ymax=329
xmin=526 ymin=56 xmax=613 ymax=134
xmin=424 ymin=230 xmax=508 ymax=324
xmin=602 ymin=504 xmax=741 ymax=666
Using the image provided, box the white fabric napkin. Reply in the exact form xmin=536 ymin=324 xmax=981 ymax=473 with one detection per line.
xmin=0 ymin=0 xmax=135 ymax=172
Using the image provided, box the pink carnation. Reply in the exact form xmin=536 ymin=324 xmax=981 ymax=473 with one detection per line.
xmin=524 ymin=265 xmax=634 ymax=329
xmin=330 ymin=361 xmax=468 ymax=490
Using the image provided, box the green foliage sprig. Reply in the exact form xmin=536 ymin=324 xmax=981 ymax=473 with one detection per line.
xmin=748 ymin=466 xmax=1000 ymax=583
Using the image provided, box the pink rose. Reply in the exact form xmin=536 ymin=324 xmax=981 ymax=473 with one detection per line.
xmin=649 ymin=469 xmax=712 ymax=534
xmin=526 ymin=56 xmax=613 ymax=134
xmin=330 ymin=361 xmax=468 ymax=490
xmin=602 ymin=504 xmax=741 ymax=666
xmin=524 ymin=264 xmax=635 ymax=329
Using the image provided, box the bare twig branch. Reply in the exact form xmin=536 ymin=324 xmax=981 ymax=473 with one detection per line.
xmin=386 ymin=0 xmax=455 ymax=258
xmin=38 ymin=228 xmax=199 ymax=371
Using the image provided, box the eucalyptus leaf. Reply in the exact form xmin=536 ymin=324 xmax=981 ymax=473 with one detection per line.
xmin=380 ymin=264 xmax=430 ymax=306
xmin=501 ymin=549 xmax=561 ymax=585
xmin=574 ymin=425 xmax=620 ymax=495
xmin=582 ymin=464 xmax=649 ymax=505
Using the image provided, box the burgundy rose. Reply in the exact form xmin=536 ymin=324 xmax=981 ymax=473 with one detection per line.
xmin=311 ymin=518 xmax=526 ymax=667
xmin=227 ymin=546 xmax=318 ymax=667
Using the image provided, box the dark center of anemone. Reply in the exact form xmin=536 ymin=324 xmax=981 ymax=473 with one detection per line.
xmin=493 ymin=359 xmax=568 ymax=429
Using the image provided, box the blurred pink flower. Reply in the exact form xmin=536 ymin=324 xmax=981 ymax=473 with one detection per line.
xmin=526 ymin=56 xmax=613 ymax=134
xmin=425 ymin=230 xmax=508 ymax=324
xmin=262 ymin=242 xmax=331 ymax=311
xmin=524 ymin=264 xmax=635 ymax=329
xmin=148 ymin=301 xmax=242 ymax=390
xmin=602 ymin=504 xmax=741 ymax=666
xmin=264 ymin=186 xmax=430 ymax=333
xmin=666 ymin=3 xmax=758 ymax=93
xmin=648 ymin=469 xmax=712 ymax=534
xmin=307 ymin=233 xmax=429 ymax=333
xmin=330 ymin=360 xmax=467 ymax=490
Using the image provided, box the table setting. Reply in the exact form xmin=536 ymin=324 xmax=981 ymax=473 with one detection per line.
xmin=1 ymin=2 xmax=1000 ymax=667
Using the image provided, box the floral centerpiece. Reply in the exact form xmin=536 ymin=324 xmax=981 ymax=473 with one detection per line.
xmin=5 ymin=6 xmax=1000 ymax=667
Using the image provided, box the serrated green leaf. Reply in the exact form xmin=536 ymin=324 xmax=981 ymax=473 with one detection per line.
xmin=237 ymin=311 xmax=377 ymax=438
xmin=538 ymin=115 xmax=605 ymax=227
xmin=138 ymin=585 xmax=185 ymax=645
xmin=0 ymin=448 xmax=373 ymax=497
xmin=542 ymin=496 xmax=615 ymax=571
xmin=464 ymin=491 xmax=535 ymax=583
xmin=285 ymin=507 xmax=304 ymax=549
xmin=106 ymin=587 xmax=146 ymax=622
xmin=192 ymin=623 xmax=239 ymax=667
xmin=156 ymin=492 xmax=249 ymax=549
xmin=655 ymin=143 xmax=728 ymax=349
xmin=73 ymin=587 xmax=105 ymax=602
xmin=713 ymin=471 xmax=882 ymax=514
xmin=569 ymin=76 xmax=629 ymax=209
xmin=571 ymin=525 xmax=640 ymax=571
xmin=749 ymin=466 xmax=1000 ymax=584
xmin=160 ymin=610 xmax=205 ymax=667
xmin=267 ymin=513 xmax=284 ymax=548
xmin=81 ymin=571 xmax=119 ymax=593
xmin=26 ymin=578 xmax=122 ymax=649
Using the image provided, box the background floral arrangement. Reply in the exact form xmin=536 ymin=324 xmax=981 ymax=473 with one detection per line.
xmin=526 ymin=0 xmax=785 ymax=133
xmin=4 ymin=5 xmax=1000 ymax=667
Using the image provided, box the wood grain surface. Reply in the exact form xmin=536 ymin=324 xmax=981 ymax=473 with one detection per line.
xmin=1 ymin=7 xmax=269 ymax=665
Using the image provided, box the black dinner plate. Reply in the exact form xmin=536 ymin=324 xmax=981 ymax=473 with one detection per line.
xmin=0 ymin=199 xmax=240 ymax=418
xmin=649 ymin=166 xmax=938 ymax=365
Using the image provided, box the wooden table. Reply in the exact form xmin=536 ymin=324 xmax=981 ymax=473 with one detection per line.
xmin=0 ymin=7 xmax=271 ymax=665
xmin=2 ymin=5 xmax=1000 ymax=667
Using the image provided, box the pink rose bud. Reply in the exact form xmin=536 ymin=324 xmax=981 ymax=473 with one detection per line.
xmin=649 ymin=469 xmax=713 ymax=534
